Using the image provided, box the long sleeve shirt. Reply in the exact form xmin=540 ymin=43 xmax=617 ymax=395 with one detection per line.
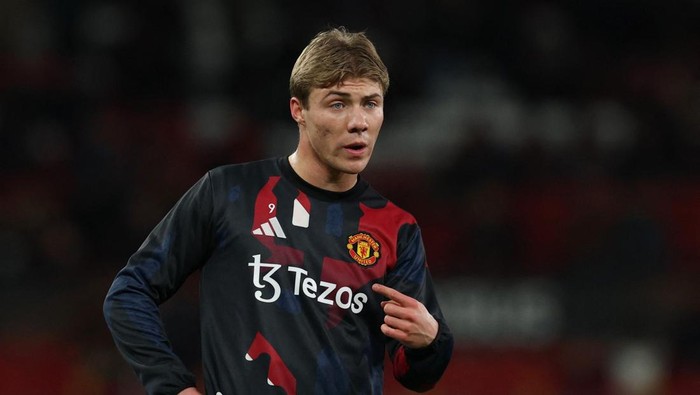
xmin=104 ymin=157 xmax=453 ymax=395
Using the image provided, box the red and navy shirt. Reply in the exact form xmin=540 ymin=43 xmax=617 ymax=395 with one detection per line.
xmin=104 ymin=157 xmax=453 ymax=395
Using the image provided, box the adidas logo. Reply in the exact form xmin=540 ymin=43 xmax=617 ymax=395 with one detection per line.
xmin=252 ymin=217 xmax=287 ymax=238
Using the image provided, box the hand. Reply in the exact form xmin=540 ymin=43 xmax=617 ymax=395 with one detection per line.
xmin=178 ymin=387 xmax=202 ymax=395
xmin=371 ymin=283 xmax=439 ymax=349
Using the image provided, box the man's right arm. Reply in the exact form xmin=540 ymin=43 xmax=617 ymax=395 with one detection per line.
xmin=103 ymin=173 xmax=214 ymax=395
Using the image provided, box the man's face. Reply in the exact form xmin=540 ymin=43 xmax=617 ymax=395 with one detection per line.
xmin=293 ymin=78 xmax=384 ymax=178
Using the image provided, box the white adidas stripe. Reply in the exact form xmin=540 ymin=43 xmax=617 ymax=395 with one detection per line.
xmin=269 ymin=217 xmax=286 ymax=238
xmin=252 ymin=217 xmax=286 ymax=238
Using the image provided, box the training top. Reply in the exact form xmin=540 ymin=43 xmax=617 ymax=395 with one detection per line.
xmin=103 ymin=157 xmax=453 ymax=395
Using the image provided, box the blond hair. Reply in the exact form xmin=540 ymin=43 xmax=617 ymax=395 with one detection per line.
xmin=289 ymin=27 xmax=390 ymax=108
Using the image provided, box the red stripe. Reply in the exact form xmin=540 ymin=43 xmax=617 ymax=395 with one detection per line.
xmin=393 ymin=346 xmax=410 ymax=378
xmin=357 ymin=202 xmax=416 ymax=271
xmin=253 ymin=176 xmax=280 ymax=230
xmin=247 ymin=332 xmax=297 ymax=394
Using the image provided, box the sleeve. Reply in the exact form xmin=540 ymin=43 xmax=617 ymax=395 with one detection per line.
xmin=103 ymin=172 xmax=215 ymax=395
xmin=383 ymin=223 xmax=454 ymax=393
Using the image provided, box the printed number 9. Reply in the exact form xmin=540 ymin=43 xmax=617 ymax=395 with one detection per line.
xmin=268 ymin=203 xmax=275 ymax=214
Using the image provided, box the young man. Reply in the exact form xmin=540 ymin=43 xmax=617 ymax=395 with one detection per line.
xmin=104 ymin=27 xmax=453 ymax=395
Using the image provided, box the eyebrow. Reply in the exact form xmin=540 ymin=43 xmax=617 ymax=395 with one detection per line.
xmin=324 ymin=91 xmax=383 ymax=101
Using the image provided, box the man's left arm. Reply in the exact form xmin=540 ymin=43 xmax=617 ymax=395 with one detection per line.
xmin=376 ymin=225 xmax=454 ymax=392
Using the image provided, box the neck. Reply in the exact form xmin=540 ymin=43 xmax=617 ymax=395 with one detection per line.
xmin=288 ymin=151 xmax=358 ymax=192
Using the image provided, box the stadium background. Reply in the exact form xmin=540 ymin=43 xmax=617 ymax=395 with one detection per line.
xmin=1 ymin=1 xmax=700 ymax=394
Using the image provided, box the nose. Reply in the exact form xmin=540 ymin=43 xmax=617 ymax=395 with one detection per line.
xmin=348 ymin=107 xmax=368 ymax=133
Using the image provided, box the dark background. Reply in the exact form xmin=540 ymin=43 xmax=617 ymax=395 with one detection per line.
xmin=1 ymin=1 xmax=700 ymax=394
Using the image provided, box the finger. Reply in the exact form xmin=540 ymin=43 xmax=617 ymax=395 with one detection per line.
xmin=382 ymin=302 xmax=414 ymax=321
xmin=383 ymin=314 xmax=412 ymax=332
xmin=372 ymin=283 xmax=416 ymax=306
xmin=380 ymin=323 xmax=409 ymax=343
xmin=380 ymin=300 xmax=400 ymax=309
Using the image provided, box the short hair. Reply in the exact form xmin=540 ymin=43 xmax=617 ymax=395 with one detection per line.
xmin=289 ymin=27 xmax=390 ymax=108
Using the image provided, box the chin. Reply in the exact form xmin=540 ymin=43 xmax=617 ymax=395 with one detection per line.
xmin=329 ymin=155 xmax=371 ymax=175
xmin=343 ymin=160 xmax=370 ymax=175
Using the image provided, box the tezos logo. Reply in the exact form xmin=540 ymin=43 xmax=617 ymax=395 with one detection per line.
xmin=248 ymin=254 xmax=367 ymax=314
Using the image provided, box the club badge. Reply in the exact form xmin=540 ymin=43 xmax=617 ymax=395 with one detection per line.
xmin=347 ymin=232 xmax=380 ymax=267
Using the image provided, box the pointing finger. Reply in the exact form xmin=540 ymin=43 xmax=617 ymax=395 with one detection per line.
xmin=372 ymin=283 xmax=415 ymax=306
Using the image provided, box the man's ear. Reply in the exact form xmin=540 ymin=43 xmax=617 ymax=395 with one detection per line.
xmin=290 ymin=97 xmax=305 ymax=125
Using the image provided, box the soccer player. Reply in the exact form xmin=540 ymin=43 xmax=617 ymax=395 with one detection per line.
xmin=103 ymin=27 xmax=453 ymax=395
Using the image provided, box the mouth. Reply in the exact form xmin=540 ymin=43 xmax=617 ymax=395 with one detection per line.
xmin=343 ymin=142 xmax=368 ymax=155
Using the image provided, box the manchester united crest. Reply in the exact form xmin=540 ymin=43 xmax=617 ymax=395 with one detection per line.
xmin=347 ymin=232 xmax=380 ymax=267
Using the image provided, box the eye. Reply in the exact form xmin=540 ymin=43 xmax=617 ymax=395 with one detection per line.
xmin=365 ymin=101 xmax=377 ymax=109
xmin=331 ymin=102 xmax=345 ymax=109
